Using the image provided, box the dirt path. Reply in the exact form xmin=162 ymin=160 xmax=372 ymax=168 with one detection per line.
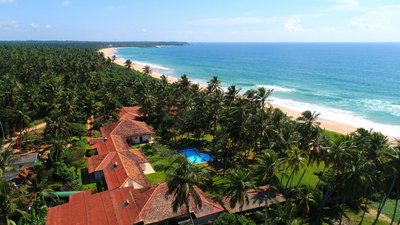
xmin=367 ymin=208 xmax=392 ymax=224
xmin=1 ymin=122 xmax=46 ymax=151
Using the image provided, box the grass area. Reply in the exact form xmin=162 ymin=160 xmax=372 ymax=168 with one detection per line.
xmin=76 ymin=166 xmax=97 ymax=191
xmin=279 ymin=162 xmax=324 ymax=188
xmin=343 ymin=208 xmax=389 ymax=225
xmin=321 ymin=207 xmax=390 ymax=225
xmin=321 ymin=129 xmax=344 ymax=142
xmin=146 ymin=172 xmax=168 ymax=184
xmin=140 ymin=143 xmax=181 ymax=184
xmin=371 ymin=199 xmax=400 ymax=223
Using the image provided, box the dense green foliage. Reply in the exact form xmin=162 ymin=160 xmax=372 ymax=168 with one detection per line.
xmin=212 ymin=212 xmax=256 ymax=225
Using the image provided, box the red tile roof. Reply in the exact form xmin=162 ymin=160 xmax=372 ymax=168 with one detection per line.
xmin=220 ymin=186 xmax=286 ymax=213
xmin=118 ymin=106 xmax=143 ymax=120
xmin=46 ymin=184 xmax=224 ymax=225
xmin=138 ymin=183 xmax=224 ymax=224
xmin=100 ymin=119 xmax=154 ymax=138
xmin=101 ymin=151 xmax=149 ymax=190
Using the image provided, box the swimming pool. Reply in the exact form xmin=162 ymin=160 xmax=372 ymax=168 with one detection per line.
xmin=179 ymin=148 xmax=212 ymax=164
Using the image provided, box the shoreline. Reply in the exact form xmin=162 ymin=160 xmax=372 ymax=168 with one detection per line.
xmin=100 ymin=47 xmax=178 ymax=83
xmin=99 ymin=47 xmax=393 ymax=138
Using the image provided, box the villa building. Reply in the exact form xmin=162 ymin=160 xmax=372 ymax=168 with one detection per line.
xmin=46 ymin=106 xmax=284 ymax=225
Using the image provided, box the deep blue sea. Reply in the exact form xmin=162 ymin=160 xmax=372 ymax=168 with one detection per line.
xmin=116 ymin=43 xmax=400 ymax=137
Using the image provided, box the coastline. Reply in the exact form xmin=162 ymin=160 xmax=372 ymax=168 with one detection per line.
xmin=99 ymin=47 xmax=178 ymax=83
xmin=99 ymin=47 xmax=363 ymax=137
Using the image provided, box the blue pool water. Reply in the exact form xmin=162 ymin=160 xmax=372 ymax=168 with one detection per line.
xmin=116 ymin=43 xmax=400 ymax=137
xmin=179 ymin=148 xmax=212 ymax=164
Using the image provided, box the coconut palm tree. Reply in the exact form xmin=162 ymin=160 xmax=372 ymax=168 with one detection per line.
xmin=166 ymin=158 xmax=203 ymax=225
xmin=143 ymin=65 xmax=152 ymax=75
xmin=253 ymin=150 xmax=280 ymax=225
xmin=374 ymin=142 xmax=400 ymax=225
xmin=124 ymin=59 xmax=132 ymax=69
xmin=224 ymin=169 xmax=256 ymax=211
xmin=284 ymin=147 xmax=307 ymax=190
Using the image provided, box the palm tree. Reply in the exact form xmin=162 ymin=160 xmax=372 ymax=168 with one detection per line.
xmin=253 ymin=150 xmax=280 ymax=225
xmin=374 ymin=142 xmax=400 ymax=225
xmin=166 ymin=158 xmax=203 ymax=225
xmin=284 ymin=147 xmax=307 ymax=190
xmin=293 ymin=185 xmax=320 ymax=218
xmin=143 ymin=65 xmax=152 ymax=75
xmin=0 ymin=172 xmax=28 ymax=225
xmin=124 ymin=59 xmax=132 ymax=69
xmin=224 ymin=169 xmax=256 ymax=211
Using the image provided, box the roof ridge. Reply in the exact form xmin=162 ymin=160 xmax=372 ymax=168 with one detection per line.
xmin=109 ymin=189 xmax=123 ymax=225
xmin=194 ymin=186 xmax=225 ymax=210
xmin=95 ymin=152 xmax=116 ymax=171
xmin=137 ymin=184 xmax=160 ymax=220
xmin=99 ymin=191 xmax=112 ymax=225
xmin=116 ymin=153 xmax=147 ymax=187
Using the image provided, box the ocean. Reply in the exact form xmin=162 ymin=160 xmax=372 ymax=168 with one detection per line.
xmin=116 ymin=43 xmax=400 ymax=137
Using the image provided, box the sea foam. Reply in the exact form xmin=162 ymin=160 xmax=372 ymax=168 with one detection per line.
xmin=271 ymin=97 xmax=400 ymax=137
xmin=257 ymin=85 xmax=296 ymax=93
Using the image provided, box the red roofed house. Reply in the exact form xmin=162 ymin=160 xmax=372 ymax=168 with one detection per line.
xmin=87 ymin=149 xmax=154 ymax=190
xmin=118 ymin=106 xmax=144 ymax=121
xmin=46 ymin=183 xmax=224 ymax=225
xmin=101 ymin=119 xmax=154 ymax=145
xmin=46 ymin=106 xmax=226 ymax=224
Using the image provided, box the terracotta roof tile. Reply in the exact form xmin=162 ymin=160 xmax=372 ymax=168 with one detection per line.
xmin=220 ymin=187 xmax=286 ymax=213
xmin=47 ymin=184 xmax=224 ymax=225
xmin=110 ymin=119 xmax=154 ymax=138
xmin=102 ymin=151 xmax=148 ymax=190
xmin=118 ymin=106 xmax=142 ymax=121
xmin=138 ymin=183 xmax=224 ymax=224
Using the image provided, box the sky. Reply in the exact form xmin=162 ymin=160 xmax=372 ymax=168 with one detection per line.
xmin=0 ymin=0 xmax=399 ymax=42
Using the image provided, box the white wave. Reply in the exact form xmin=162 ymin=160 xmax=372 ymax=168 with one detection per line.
xmin=131 ymin=60 xmax=170 ymax=71
xmin=270 ymin=97 xmax=400 ymax=138
xmin=359 ymin=99 xmax=400 ymax=117
xmin=257 ymin=85 xmax=296 ymax=93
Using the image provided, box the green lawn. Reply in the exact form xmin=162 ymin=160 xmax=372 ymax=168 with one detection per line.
xmin=371 ymin=199 xmax=400 ymax=223
xmin=146 ymin=172 xmax=168 ymax=184
xmin=321 ymin=207 xmax=390 ymax=225
xmin=279 ymin=162 xmax=324 ymax=188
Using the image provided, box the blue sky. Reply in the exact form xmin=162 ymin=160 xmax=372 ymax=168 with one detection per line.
xmin=0 ymin=0 xmax=399 ymax=42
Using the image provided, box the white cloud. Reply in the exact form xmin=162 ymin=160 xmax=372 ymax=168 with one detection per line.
xmin=30 ymin=23 xmax=53 ymax=30
xmin=284 ymin=16 xmax=304 ymax=32
xmin=350 ymin=5 xmax=400 ymax=31
xmin=331 ymin=0 xmax=360 ymax=11
xmin=31 ymin=23 xmax=39 ymax=28
xmin=0 ymin=0 xmax=14 ymax=4
xmin=0 ymin=20 xmax=19 ymax=30
xmin=193 ymin=17 xmax=277 ymax=26
xmin=63 ymin=1 xmax=70 ymax=6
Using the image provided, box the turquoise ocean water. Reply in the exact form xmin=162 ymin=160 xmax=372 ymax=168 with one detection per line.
xmin=116 ymin=43 xmax=400 ymax=137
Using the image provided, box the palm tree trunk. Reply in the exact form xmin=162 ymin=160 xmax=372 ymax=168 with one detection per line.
xmin=296 ymin=168 xmax=308 ymax=187
xmin=285 ymin=168 xmax=296 ymax=190
xmin=359 ymin=197 xmax=369 ymax=225
xmin=373 ymin=176 xmax=397 ymax=225
xmin=264 ymin=196 xmax=269 ymax=225
xmin=314 ymin=164 xmax=327 ymax=190
xmin=297 ymin=160 xmax=312 ymax=187
xmin=390 ymin=186 xmax=399 ymax=225
xmin=359 ymin=186 xmax=370 ymax=225
xmin=186 ymin=204 xmax=195 ymax=225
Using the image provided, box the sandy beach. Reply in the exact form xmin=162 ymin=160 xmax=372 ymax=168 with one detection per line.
xmin=100 ymin=47 xmax=178 ymax=83
xmin=100 ymin=47 xmax=359 ymax=136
